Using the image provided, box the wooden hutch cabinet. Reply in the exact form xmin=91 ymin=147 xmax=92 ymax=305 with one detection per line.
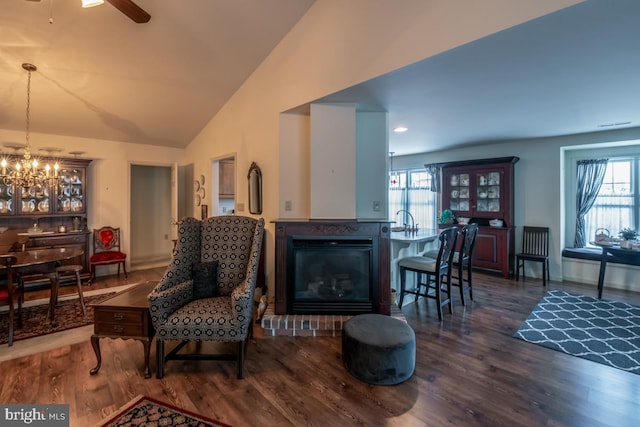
xmin=438 ymin=156 xmax=519 ymax=278
xmin=0 ymin=157 xmax=92 ymax=288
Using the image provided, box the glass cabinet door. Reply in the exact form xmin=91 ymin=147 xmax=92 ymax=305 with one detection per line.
xmin=0 ymin=183 xmax=13 ymax=215
xmin=475 ymin=171 xmax=501 ymax=213
xmin=19 ymin=184 xmax=52 ymax=214
xmin=57 ymin=167 xmax=85 ymax=213
xmin=448 ymin=173 xmax=470 ymax=213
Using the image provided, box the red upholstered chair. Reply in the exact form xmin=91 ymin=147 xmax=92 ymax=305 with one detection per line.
xmin=89 ymin=226 xmax=127 ymax=284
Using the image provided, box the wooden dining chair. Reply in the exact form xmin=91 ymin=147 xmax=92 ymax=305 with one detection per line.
xmin=451 ymin=223 xmax=479 ymax=305
xmin=0 ymin=255 xmax=23 ymax=346
xmin=515 ymin=226 xmax=550 ymax=287
xmin=398 ymin=226 xmax=458 ymax=320
xmin=422 ymin=223 xmax=479 ymax=305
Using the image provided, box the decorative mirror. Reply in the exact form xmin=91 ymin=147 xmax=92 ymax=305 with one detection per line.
xmin=248 ymin=162 xmax=262 ymax=215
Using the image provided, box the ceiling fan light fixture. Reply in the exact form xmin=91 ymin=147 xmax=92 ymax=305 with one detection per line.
xmin=82 ymin=0 xmax=105 ymax=8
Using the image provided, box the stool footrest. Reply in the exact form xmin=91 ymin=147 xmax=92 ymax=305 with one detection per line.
xmin=342 ymin=314 xmax=415 ymax=385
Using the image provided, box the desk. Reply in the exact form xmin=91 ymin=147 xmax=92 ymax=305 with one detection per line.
xmin=390 ymin=229 xmax=439 ymax=294
xmin=3 ymin=248 xmax=84 ymax=324
xmin=594 ymin=243 xmax=640 ymax=299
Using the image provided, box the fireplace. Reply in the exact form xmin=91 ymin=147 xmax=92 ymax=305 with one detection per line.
xmin=274 ymin=220 xmax=391 ymax=315
xmin=289 ymin=237 xmax=376 ymax=313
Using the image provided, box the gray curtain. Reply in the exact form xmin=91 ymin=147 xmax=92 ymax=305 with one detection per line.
xmin=425 ymin=164 xmax=440 ymax=192
xmin=574 ymin=158 xmax=608 ymax=247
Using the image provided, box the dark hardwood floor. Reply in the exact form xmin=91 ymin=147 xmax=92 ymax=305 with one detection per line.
xmin=1 ymin=269 xmax=639 ymax=426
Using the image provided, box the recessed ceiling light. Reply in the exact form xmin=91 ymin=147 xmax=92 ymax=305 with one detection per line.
xmin=393 ymin=126 xmax=408 ymax=133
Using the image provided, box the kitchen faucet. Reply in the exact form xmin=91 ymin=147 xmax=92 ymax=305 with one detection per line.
xmin=396 ymin=209 xmax=417 ymax=234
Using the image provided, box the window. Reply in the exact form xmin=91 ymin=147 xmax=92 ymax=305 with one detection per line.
xmin=584 ymin=158 xmax=636 ymax=245
xmin=389 ymin=170 xmax=437 ymax=230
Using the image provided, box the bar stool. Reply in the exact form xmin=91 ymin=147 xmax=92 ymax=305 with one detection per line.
xmin=44 ymin=264 xmax=86 ymax=321
xmin=423 ymin=223 xmax=479 ymax=305
xmin=398 ymin=226 xmax=458 ymax=320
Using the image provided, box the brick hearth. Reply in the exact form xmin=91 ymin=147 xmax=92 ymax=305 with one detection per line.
xmin=260 ymin=304 xmax=407 ymax=337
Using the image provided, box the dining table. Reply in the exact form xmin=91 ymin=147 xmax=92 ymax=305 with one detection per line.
xmin=1 ymin=247 xmax=84 ymax=325
xmin=592 ymin=242 xmax=640 ymax=299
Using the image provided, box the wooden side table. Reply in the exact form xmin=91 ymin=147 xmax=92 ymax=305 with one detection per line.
xmin=89 ymin=281 xmax=157 ymax=378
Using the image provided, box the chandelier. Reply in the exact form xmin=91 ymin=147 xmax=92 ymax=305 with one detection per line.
xmin=0 ymin=63 xmax=60 ymax=189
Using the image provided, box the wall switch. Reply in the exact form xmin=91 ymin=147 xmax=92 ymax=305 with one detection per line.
xmin=285 ymin=200 xmax=292 ymax=211
xmin=164 ymin=234 xmax=168 ymax=240
xmin=237 ymin=202 xmax=245 ymax=212
xmin=373 ymin=201 xmax=380 ymax=212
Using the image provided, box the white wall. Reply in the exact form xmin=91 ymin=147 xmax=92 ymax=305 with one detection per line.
xmin=310 ymin=103 xmax=356 ymax=219
xmin=356 ymin=111 xmax=388 ymax=220
xmin=278 ymin=113 xmax=310 ymax=219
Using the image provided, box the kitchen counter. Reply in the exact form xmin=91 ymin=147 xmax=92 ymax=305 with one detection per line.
xmin=390 ymin=229 xmax=439 ymax=243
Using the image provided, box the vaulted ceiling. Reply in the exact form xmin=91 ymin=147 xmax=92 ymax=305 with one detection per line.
xmin=2 ymin=1 xmax=639 ymax=157
xmin=1 ymin=0 xmax=315 ymax=150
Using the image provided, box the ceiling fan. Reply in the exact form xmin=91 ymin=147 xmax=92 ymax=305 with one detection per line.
xmin=101 ymin=0 xmax=151 ymax=23
xmin=26 ymin=0 xmax=151 ymax=24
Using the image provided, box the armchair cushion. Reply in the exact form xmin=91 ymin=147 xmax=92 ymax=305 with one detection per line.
xmin=157 ymin=296 xmax=249 ymax=341
xmin=192 ymin=261 xmax=218 ymax=299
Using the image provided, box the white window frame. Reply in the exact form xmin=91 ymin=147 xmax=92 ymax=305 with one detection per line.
xmin=389 ymin=169 xmax=437 ymax=231
xmin=584 ymin=157 xmax=637 ymax=246
xmin=563 ymin=142 xmax=640 ymax=248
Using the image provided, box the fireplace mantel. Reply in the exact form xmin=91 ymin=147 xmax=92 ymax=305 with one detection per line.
xmin=273 ymin=219 xmax=391 ymax=315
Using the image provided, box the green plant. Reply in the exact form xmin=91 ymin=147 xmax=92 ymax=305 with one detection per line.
xmin=438 ymin=209 xmax=456 ymax=224
xmin=618 ymin=227 xmax=637 ymax=240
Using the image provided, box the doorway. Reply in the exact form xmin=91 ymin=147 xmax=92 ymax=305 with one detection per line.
xmin=211 ymin=155 xmax=236 ymax=216
xmin=130 ymin=164 xmax=177 ymax=270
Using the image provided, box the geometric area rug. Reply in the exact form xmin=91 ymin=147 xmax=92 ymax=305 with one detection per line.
xmin=514 ymin=290 xmax=640 ymax=375
xmin=95 ymin=395 xmax=232 ymax=427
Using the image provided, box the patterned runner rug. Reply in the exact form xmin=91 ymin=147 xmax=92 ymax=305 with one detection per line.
xmin=0 ymin=292 xmax=115 ymax=345
xmin=95 ymin=395 xmax=232 ymax=427
xmin=514 ymin=290 xmax=640 ymax=374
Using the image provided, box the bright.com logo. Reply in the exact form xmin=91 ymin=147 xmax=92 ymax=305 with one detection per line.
xmin=1 ymin=405 xmax=68 ymax=426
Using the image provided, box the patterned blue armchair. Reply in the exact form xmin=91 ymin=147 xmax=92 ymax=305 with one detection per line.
xmin=148 ymin=215 xmax=264 ymax=379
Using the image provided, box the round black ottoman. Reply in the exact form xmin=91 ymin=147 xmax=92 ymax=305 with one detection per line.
xmin=342 ymin=313 xmax=415 ymax=385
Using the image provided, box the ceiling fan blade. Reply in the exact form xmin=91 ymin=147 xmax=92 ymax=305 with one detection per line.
xmin=106 ymin=0 xmax=151 ymax=23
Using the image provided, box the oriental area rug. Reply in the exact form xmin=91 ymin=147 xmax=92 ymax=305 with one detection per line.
xmin=514 ymin=290 xmax=640 ymax=374
xmin=95 ymin=395 xmax=232 ymax=427
xmin=0 ymin=292 xmax=115 ymax=345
